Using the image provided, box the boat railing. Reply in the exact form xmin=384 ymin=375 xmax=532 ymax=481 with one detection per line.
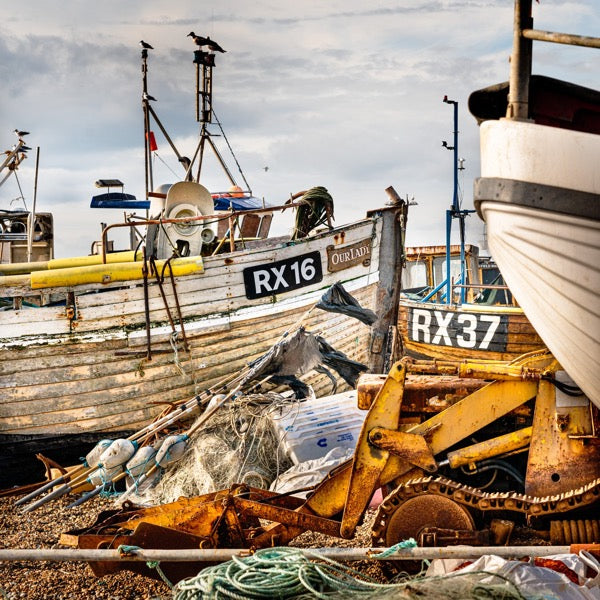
xmin=407 ymin=280 xmax=514 ymax=306
xmin=99 ymin=199 xmax=311 ymax=264
xmin=508 ymin=0 xmax=600 ymax=121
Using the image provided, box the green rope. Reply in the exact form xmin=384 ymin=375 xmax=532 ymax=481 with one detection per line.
xmin=146 ymin=560 xmax=174 ymax=589
xmin=116 ymin=545 xmax=174 ymax=589
xmin=375 ymin=537 xmax=417 ymax=557
xmin=291 ymin=186 xmax=334 ymax=240
xmin=173 ymin=547 xmax=402 ymax=599
xmin=172 ymin=547 xmax=531 ymax=600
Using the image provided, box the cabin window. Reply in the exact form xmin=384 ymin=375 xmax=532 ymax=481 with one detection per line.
xmin=434 ymin=256 xmax=464 ymax=287
xmin=402 ymin=261 xmax=428 ymax=290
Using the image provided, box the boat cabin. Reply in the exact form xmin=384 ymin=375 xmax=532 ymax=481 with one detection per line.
xmin=401 ymin=244 xmax=515 ymax=306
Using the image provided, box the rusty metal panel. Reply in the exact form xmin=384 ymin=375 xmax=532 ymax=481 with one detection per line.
xmin=526 ymin=380 xmax=600 ymax=497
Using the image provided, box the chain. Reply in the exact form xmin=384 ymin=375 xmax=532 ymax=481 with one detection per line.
xmin=372 ymin=475 xmax=600 ymax=542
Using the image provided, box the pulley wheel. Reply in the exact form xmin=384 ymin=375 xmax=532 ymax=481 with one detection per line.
xmin=382 ymin=494 xmax=475 ymax=546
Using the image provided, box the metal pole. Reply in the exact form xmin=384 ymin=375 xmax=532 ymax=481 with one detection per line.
xmin=442 ymin=96 xmax=461 ymax=305
xmin=507 ymin=0 xmax=533 ymax=120
xmin=522 ymin=28 xmax=600 ymax=49
xmin=141 ymin=50 xmax=153 ymax=197
xmin=445 ymin=209 xmax=452 ymax=305
xmin=0 ymin=545 xmax=577 ymax=563
xmin=27 ymin=146 xmax=40 ymax=263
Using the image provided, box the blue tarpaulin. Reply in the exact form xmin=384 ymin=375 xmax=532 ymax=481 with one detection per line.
xmin=91 ymin=192 xmax=268 ymax=212
xmin=212 ymin=194 xmax=267 ymax=211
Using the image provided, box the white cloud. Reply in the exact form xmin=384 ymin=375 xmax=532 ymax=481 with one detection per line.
xmin=1 ymin=0 xmax=597 ymax=259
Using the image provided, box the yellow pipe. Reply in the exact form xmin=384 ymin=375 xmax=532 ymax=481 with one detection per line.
xmin=30 ymin=256 xmax=204 ymax=289
xmin=0 ymin=250 xmax=143 ymax=276
xmin=0 ymin=273 xmax=31 ymax=287
xmin=0 ymin=261 xmax=49 ymax=275
xmin=446 ymin=426 xmax=533 ymax=469
xmin=48 ymin=250 xmax=143 ymax=270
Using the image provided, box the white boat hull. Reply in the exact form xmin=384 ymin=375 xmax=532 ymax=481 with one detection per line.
xmin=0 ymin=205 xmax=405 ymax=484
xmin=476 ymin=119 xmax=600 ymax=406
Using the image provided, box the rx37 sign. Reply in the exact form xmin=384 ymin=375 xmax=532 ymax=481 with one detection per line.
xmin=409 ymin=307 xmax=508 ymax=351
xmin=243 ymin=251 xmax=323 ymax=299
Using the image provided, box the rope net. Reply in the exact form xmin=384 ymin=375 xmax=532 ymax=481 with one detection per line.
xmin=128 ymin=393 xmax=295 ymax=505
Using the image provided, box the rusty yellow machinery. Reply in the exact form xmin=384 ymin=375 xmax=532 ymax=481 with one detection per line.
xmin=62 ymin=351 xmax=600 ymax=582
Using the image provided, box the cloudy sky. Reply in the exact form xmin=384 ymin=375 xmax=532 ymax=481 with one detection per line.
xmin=1 ymin=1 xmax=598 ymax=258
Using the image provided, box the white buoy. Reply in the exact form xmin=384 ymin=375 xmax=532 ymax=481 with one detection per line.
xmin=126 ymin=445 xmax=157 ymax=479
xmin=155 ymin=434 xmax=189 ymax=468
xmin=88 ymin=464 xmax=123 ymax=487
xmin=84 ymin=439 xmax=113 ymax=469
xmin=98 ymin=439 xmax=138 ymax=470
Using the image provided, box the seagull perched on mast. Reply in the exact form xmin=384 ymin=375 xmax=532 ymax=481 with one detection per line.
xmin=14 ymin=129 xmax=29 ymax=138
xmin=187 ymin=32 xmax=226 ymax=53
xmin=139 ymin=40 xmax=154 ymax=50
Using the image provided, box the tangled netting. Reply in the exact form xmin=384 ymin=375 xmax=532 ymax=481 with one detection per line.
xmin=172 ymin=547 xmax=529 ymax=600
xmin=133 ymin=393 xmax=298 ymax=505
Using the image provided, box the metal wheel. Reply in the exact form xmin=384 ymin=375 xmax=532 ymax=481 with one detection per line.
xmin=372 ymin=492 xmax=475 ymax=575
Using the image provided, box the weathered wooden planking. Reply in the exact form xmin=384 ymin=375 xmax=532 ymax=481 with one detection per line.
xmin=398 ymin=301 xmax=546 ymax=362
xmin=1 ymin=284 xmax=375 ymax=435
xmin=0 ymin=222 xmax=380 ymax=339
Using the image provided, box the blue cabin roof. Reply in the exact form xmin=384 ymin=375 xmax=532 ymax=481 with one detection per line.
xmin=90 ymin=192 xmax=151 ymax=209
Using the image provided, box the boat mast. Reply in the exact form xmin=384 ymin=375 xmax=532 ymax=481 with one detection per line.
xmin=442 ymin=97 xmax=474 ymax=305
xmin=141 ymin=47 xmax=153 ymax=197
xmin=192 ymin=50 xmax=238 ymax=188
xmin=138 ymin=41 xmax=254 ymax=196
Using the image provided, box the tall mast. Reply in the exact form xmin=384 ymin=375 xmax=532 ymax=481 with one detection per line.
xmin=442 ymin=97 xmax=474 ymax=304
xmin=141 ymin=47 xmax=153 ymax=198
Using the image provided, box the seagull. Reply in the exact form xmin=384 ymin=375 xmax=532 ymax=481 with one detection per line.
xmin=187 ymin=32 xmax=226 ymax=53
xmin=14 ymin=129 xmax=29 ymax=138
xmin=143 ymin=92 xmax=157 ymax=101
xmin=139 ymin=40 xmax=154 ymax=50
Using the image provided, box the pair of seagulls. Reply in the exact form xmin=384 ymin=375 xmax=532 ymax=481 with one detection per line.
xmin=139 ymin=33 xmax=225 ymax=53
xmin=13 ymin=129 xmax=31 ymax=152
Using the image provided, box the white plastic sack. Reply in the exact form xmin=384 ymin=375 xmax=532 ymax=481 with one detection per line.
xmin=270 ymin=446 xmax=353 ymax=496
xmin=427 ymin=553 xmax=600 ymax=600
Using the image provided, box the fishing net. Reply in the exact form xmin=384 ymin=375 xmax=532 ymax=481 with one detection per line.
xmin=133 ymin=392 xmax=296 ymax=505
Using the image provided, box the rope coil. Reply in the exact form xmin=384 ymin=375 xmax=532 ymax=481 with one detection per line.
xmin=172 ymin=546 xmax=530 ymax=599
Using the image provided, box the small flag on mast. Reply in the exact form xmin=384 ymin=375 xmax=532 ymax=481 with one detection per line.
xmin=146 ymin=131 xmax=158 ymax=152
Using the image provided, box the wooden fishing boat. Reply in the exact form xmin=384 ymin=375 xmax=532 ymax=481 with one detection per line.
xmin=0 ymin=44 xmax=408 ymax=486
xmin=397 ymin=96 xmax=545 ymax=362
xmin=469 ymin=0 xmax=600 ymax=406
xmin=398 ymin=244 xmax=545 ymax=361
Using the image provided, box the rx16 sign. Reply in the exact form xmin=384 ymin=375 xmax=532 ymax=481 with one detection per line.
xmin=243 ymin=251 xmax=323 ymax=299
xmin=409 ymin=307 xmax=508 ymax=351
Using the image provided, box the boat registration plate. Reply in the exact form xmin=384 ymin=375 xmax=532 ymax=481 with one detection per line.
xmin=408 ymin=307 xmax=508 ymax=351
xmin=243 ymin=251 xmax=323 ymax=299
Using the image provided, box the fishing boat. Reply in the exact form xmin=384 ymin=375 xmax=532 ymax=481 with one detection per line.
xmin=469 ymin=0 xmax=600 ymax=405
xmin=397 ymin=98 xmax=545 ymax=362
xmin=398 ymin=244 xmax=545 ymax=361
xmin=0 ymin=44 xmax=408 ymax=486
